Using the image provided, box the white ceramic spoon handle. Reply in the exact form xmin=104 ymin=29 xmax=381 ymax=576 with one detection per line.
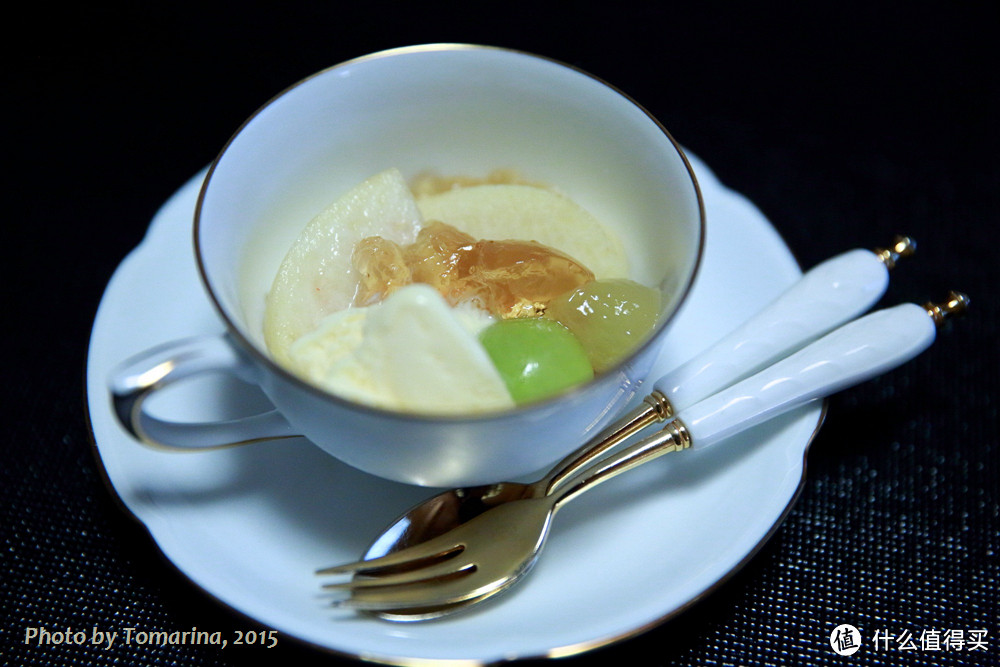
xmin=654 ymin=238 xmax=914 ymax=413
xmin=552 ymin=293 xmax=967 ymax=506
xmin=681 ymin=301 xmax=937 ymax=448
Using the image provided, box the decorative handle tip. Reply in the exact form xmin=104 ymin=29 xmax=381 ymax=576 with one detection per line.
xmin=924 ymin=291 xmax=970 ymax=326
xmin=874 ymin=235 xmax=917 ymax=270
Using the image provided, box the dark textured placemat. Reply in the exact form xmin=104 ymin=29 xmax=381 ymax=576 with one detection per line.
xmin=4 ymin=3 xmax=997 ymax=665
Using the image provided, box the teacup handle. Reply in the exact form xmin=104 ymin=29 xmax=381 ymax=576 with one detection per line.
xmin=109 ymin=334 xmax=299 ymax=450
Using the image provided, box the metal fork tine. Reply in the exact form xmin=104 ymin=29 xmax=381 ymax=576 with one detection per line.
xmin=322 ymin=558 xmax=475 ymax=591
xmin=316 ymin=539 xmax=464 ymax=576
xmin=320 ymin=500 xmax=549 ymax=615
xmin=331 ymin=568 xmax=501 ymax=612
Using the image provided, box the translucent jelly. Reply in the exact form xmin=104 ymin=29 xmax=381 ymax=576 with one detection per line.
xmin=401 ymin=221 xmax=476 ymax=299
xmin=353 ymin=236 xmax=413 ymax=306
xmin=351 ymin=221 xmax=595 ymax=318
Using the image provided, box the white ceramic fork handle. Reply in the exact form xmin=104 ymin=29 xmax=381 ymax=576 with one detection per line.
xmin=109 ymin=334 xmax=298 ymax=450
xmin=654 ymin=241 xmax=912 ymax=413
xmin=681 ymin=302 xmax=936 ymax=449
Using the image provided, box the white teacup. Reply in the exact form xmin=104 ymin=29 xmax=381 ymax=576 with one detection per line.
xmin=110 ymin=44 xmax=705 ymax=487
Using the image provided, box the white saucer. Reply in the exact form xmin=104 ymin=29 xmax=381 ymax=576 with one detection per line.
xmin=85 ymin=153 xmax=823 ymax=664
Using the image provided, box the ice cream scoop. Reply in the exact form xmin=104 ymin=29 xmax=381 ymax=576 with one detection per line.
xmin=287 ymin=284 xmax=513 ymax=414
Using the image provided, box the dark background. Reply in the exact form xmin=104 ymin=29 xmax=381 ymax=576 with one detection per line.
xmin=4 ymin=2 xmax=997 ymax=665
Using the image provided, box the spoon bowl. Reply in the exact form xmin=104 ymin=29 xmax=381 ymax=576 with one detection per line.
xmin=363 ymin=481 xmax=540 ymax=564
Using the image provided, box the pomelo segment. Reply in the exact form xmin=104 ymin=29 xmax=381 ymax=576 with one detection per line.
xmin=264 ymin=168 xmax=423 ymax=363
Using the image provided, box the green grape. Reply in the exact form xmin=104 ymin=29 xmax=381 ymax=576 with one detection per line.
xmin=545 ymin=278 xmax=661 ymax=373
xmin=479 ymin=318 xmax=594 ymax=404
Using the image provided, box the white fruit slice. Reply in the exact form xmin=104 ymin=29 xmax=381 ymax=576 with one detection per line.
xmin=286 ymin=284 xmax=513 ymax=414
xmin=264 ymin=168 xmax=423 ymax=364
xmin=416 ymin=184 xmax=628 ymax=280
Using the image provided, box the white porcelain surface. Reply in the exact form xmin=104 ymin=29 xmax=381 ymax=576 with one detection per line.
xmin=86 ymin=153 xmax=823 ymax=664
